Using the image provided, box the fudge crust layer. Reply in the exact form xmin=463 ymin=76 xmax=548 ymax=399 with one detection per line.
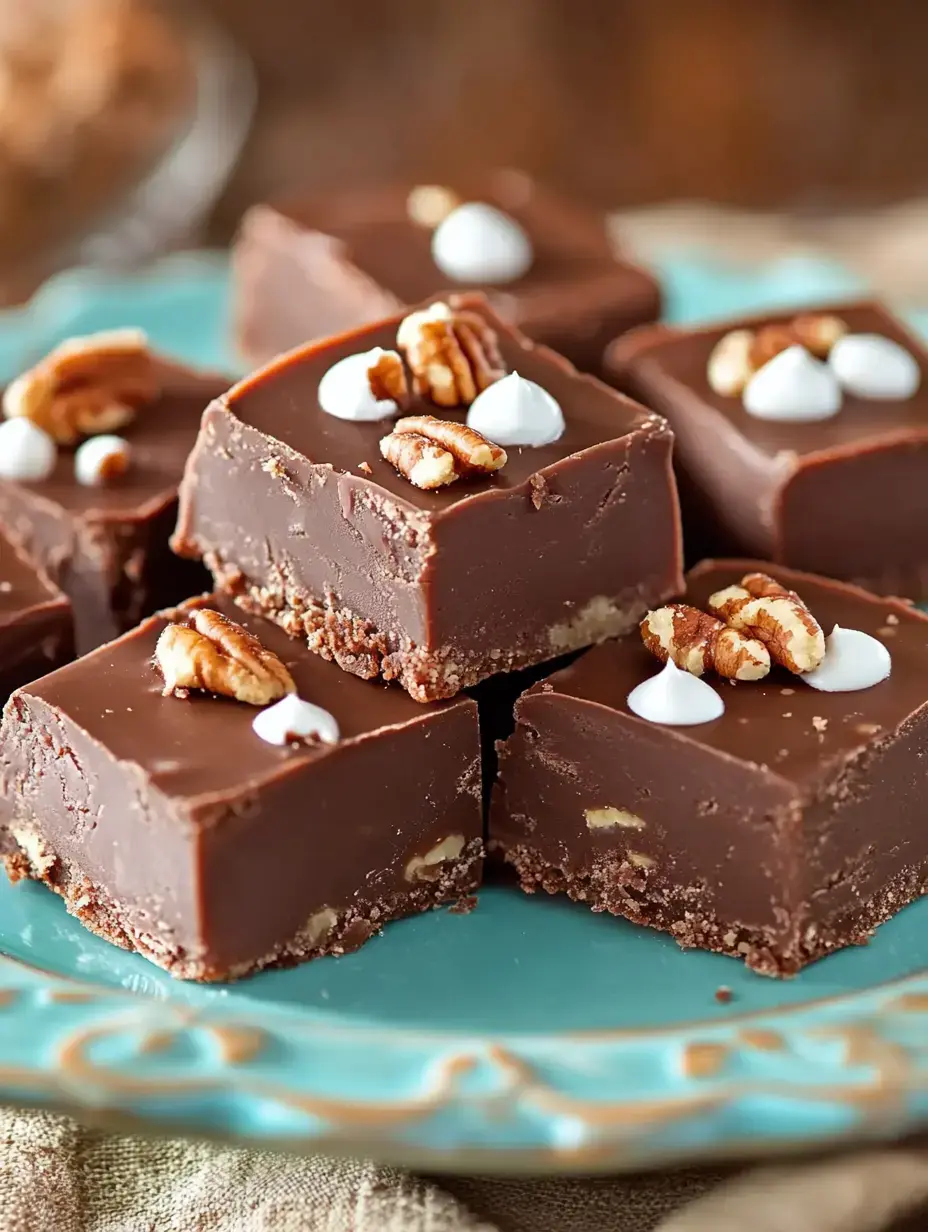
xmin=174 ymin=296 xmax=684 ymax=702
xmin=606 ymin=301 xmax=928 ymax=595
xmin=0 ymin=594 xmax=482 ymax=981
xmin=3 ymin=828 xmax=482 ymax=983
xmin=492 ymin=560 xmax=928 ymax=976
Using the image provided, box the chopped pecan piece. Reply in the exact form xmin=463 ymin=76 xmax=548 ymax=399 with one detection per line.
xmin=379 ymin=431 xmax=457 ymax=491
xmin=3 ymin=328 xmax=160 ymax=445
xmin=708 ymin=314 xmax=848 ymax=396
xmin=708 ymin=572 xmax=825 ymax=674
xmin=380 ymin=415 xmax=506 ymax=491
xmin=396 ymin=302 xmax=505 ymax=407
xmin=155 ymin=608 xmax=296 ymax=705
xmin=367 ymin=349 xmax=408 ymax=405
xmin=641 ymin=603 xmax=770 ymax=681
xmin=393 ymin=414 xmax=506 ymax=474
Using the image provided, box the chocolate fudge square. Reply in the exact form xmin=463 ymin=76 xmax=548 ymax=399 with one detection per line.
xmin=0 ymin=593 xmax=482 ymax=982
xmin=606 ymin=301 xmax=928 ymax=597
xmin=493 ymin=559 xmax=928 ymax=976
xmin=234 ymin=170 xmax=660 ymax=374
xmin=0 ymin=340 xmax=229 ymax=653
xmin=173 ymin=294 xmax=684 ymax=702
xmin=0 ymin=528 xmax=73 ymax=698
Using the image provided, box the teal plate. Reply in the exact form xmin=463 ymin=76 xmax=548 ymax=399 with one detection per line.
xmin=1 ymin=253 xmax=928 ymax=1175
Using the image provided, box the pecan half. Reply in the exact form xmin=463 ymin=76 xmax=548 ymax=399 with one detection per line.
xmin=641 ymin=603 xmax=770 ymax=681
xmin=380 ymin=416 xmax=506 ymax=490
xmin=396 ymin=302 xmax=505 ymax=407
xmin=708 ymin=572 xmax=825 ymax=674
xmin=393 ymin=415 xmax=506 ymax=474
xmin=707 ymin=313 xmax=848 ymax=397
xmin=3 ymin=328 xmax=160 ymax=446
xmin=155 ymin=608 xmax=296 ymax=705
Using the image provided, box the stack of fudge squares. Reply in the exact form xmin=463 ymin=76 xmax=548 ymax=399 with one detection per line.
xmin=1 ymin=172 xmax=928 ymax=983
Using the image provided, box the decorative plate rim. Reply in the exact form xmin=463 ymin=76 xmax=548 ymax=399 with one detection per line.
xmin=2 ymin=942 xmax=928 ymax=1174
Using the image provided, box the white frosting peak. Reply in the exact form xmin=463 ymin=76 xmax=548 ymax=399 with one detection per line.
xmin=431 ymin=202 xmax=533 ymax=285
xmin=828 ymin=333 xmax=921 ymax=400
xmin=742 ymin=345 xmax=842 ymax=422
xmin=466 ymin=371 xmax=565 ymax=447
xmin=252 ymin=695 xmax=340 ymax=746
xmin=0 ymin=418 xmax=57 ymax=481
xmin=74 ymin=434 xmax=131 ymax=486
xmin=317 ymin=348 xmax=400 ymax=422
xmin=626 ymin=659 xmax=725 ymax=726
xmin=802 ymin=624 xmax=891 ymax=693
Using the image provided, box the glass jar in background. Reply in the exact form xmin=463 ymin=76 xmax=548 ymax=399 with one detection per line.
xmin=0 ymin=0 xmax=254 ymax=303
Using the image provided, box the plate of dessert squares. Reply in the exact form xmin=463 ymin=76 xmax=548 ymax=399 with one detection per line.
xmin=1 ymin=172 xmax=928 ymax=1175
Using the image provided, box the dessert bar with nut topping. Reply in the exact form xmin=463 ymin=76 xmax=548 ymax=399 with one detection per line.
xmin=0 ymin=592 xmax=482 ymax=982
xmin=605 ymin=300 xmax=928 ymax=597
xmin=234 ymin=170 xmax=660 ymax=376
xmin=0 ymin=527 xmax=73 ymax=700
xmin=492 ymin=559 xmax=928 ymax=976
xmin=172 ymin=293 xmax=683 ymax=702
xmin=0 ymin=330 xmax=231 ymax=652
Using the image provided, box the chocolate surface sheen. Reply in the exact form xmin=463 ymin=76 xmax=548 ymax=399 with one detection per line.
xmin=234 ymin=171 xmax=660 ymax=374
xmin=606 ymin=301 xmax=928 ymax=597
xmin=0 ymin=528 xmax=73 ymax=699
xmin=174 ymin=293 xmax=684 ymax=702
xmin=0 ymin=592 xmax=482 ymax=982
xmin=0 ymin=360 xmax=230 ymax=651
xmin=493 ymin=559 xmax=928 ymax=976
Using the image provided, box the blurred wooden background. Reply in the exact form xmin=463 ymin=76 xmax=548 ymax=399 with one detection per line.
xmin=202 ymin=0 xmax=928 ymax=238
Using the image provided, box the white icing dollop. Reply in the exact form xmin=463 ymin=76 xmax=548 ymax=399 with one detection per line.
xmin=466 ymin=371 xmax=565 ymax=447
xmin=74 ymin=434 xmax=131 ymax=486
xmin=431 ymin=202 xmax=533 ymax=285
xmin=317 ymin=348 xmax=400 ymax=422
xmin=0 ymin=418 xmax=57 ymax=481
xmin=252 ymin=694 xmax=340 ymax=746
xmin=802 ymin=624 xmax=891 ymax=693
xmin=828 ymin=333 xmax=921 ymax=400
xmin=742 ymin=345 xmax=842 ymax=422
xmin=626 ymin=658 xmax=724 ymax=726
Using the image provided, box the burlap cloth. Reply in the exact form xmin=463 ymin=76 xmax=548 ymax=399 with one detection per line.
xmin=3 ymin=1103 xmax=928 ymax=1231
xmin=3 ymin=204 xmax=928 ymax=1231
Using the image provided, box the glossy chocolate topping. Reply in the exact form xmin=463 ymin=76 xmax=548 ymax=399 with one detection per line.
xmin=236 ymin=173 xmax=660 ymax=375
xmin=26 ymin=592 xmax=470 ymax=808
xmin=543 ymin=559 xmax=928 ymax=789
xmin=607 ymin=302 xmax=928 ymax=593
xmin=0 ymin=529 xmax=61 ymax=619
xmin=275 ymin=172 xmax=639 ymax=316
xmin=0 ymin=361 xmax=230 ymax=650
xmin=0 ymin=361 xmax=229 ymax=519
xmin=609 ymin=301 xmax=928 ymax=460
xmin=227 ymin=294 xmax=654 ymax=515
xmin=0 ymin=529 xmax=72 ymax=694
